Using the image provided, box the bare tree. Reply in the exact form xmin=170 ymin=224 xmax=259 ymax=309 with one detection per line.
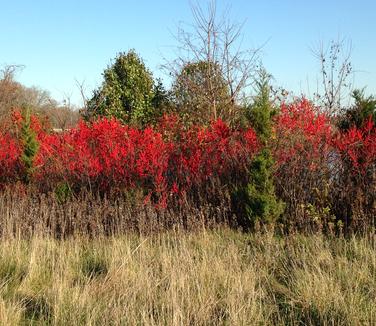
xmin=44 ymin=94 xmax=80 ymax=131
xmin=0 ymin=64 xmax=79 ymax=129
xmin=312 ymin=38 xmax=353 ymax=116
xmin=0 ymin=65 xmax=25 ymax=120
xmin=0 ymin=64 xmax=25 ymax=82
xmin=0 ymin=64 xmax=56 ymax=113
xmin=75 ymin=79 xmax=90 ymax=114
xmin=165 ymin=0 xmax=261 ymax=124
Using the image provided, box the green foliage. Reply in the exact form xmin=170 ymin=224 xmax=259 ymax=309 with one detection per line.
xmin=234 ymin=149 xmax=284 ymax=228
xmin=338 ymin=88 xmax=376 ymax=130
xmin=54 ymin=182 xmax=73 ymax=203
xmin=152 ymin=78 xmax=173 ymax=116
xmin=85 ymin=50 xmax=168 ymax=126
xmin=235 ymin=70 xmax=284 ymax=228
xmin=303 ymin=203 xmax=336 ymax=232
xmin=172 ymin=61 xmax=233 ymax=125
xmin=20 ymin=107 xmax=39 ymax=183
xmin=302 ymin=184 xmax=337 ymax=233
xmin=246 ymin=69 xmax=278 ymax=144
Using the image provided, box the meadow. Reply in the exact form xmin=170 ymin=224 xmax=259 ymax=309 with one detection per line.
xmin=0 ymin=229 xmax=374 ymax=325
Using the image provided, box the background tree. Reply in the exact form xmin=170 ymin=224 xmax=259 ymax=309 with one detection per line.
xmin=166 ymin=0 xmax=260 ymax=125
xmin=43 ymin=99 xmax=80 ymax=131
xmin=0 ymin=64 xmax=78 ymax=129
xmin=338 ymin=88 xmax=376 ymax=131
xmin=0 ymin=65 xmax=27 ymax=121
xmin=152 ymin=78 xmax=173 ymax=118
xmin=84 ymin=50 xmax=168 ymax=126
xmin=172 ymin=61 xmax=232 ymax=124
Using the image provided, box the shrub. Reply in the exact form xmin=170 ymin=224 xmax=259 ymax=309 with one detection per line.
xmin=0 ymin=98 xmax=374 ymax=234
xmin=332 ymin=117 xmax=376 ymax=231
xmin=338 ymin=89 xmax=376 ymax=131
xmin=0 ymin=132 xmax=21 ymax=184
xmin=273 ymin=99 xmax=333 ymax=231
xmin=29 ymin=115 xmax=259 ymax=208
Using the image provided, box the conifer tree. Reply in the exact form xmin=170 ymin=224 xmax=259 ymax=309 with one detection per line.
xmin=84 ymin=50 xmax=168 ymax=126
xmin=20 ymin=106 xmax=39 ymax=183
xmin=235 ymin=69 xmax=284 ymax=228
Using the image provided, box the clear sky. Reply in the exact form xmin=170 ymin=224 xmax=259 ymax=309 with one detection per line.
xmin=1 ymin=0 xmax=375 ymax=106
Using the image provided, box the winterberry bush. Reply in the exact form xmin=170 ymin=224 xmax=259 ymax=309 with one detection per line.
xmin=0 ymin=101 xmax=374 ymax=233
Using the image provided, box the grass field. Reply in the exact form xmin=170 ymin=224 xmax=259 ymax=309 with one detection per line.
xmin=0 ymin=229 xmax=374 ymax=325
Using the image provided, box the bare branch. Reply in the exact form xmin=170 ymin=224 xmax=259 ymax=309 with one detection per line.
xmin=164 ymin=0 xmax=261 ymax=124
xmin=311 ymin=37 xmax=353 ymax=116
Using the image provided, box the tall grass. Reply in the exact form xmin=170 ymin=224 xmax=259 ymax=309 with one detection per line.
xmin=0 ymin=229 xmax=374 ymax=325
xmin=0 ymin=187 xmax=235 ymax=238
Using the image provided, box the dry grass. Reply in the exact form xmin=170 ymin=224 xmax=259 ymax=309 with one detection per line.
xmin=0 ymin=188 xmax=233 ymax=238
xmin=0 ymin=229 xmax=374 ymax=325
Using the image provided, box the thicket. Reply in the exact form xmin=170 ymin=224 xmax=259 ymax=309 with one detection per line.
xmin=0 ymin=93 xmax=375 ymax=235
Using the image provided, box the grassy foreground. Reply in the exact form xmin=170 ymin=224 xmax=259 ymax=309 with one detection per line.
xmin=0 ymin=229 xmax=374 ymax=325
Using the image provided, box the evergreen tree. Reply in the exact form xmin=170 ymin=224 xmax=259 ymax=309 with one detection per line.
xmin=235 ymin=69 xmax=284 ymax=229
xmin=20 ymin=106 xmax=39 ymax=183
xmin=152 ymin=78 xmax=173 ymax=116
xmin=85 ymin=50 xmax=168 ymax=126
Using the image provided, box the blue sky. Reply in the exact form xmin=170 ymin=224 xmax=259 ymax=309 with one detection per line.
xmin=1 ymin=0 xmax=375 ymax=106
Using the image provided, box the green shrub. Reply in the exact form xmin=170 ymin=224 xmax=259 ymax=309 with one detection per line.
xmin=54 ymin=182 xmax=73 ymax=203
xmin=20 ymin=106 xmax=39 ymax=183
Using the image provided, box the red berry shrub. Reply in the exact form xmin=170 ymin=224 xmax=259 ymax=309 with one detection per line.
xmin=272 ymin=98 xmax=375 ymax=232
xmin=332 ymin=117 xmax=376 ymax=230
xmin=158 ymin=115 xmax=259 ymax=195
xmin=0 ymin=132 xmax=22 ymax=184
xmin=273 ymin=99 xmax=334 ymax=231
xmin=2 ymin=114 xmax=258 ymax=208
xmin=274 ymin=99 xmax=332 ymax=168
xmin=0 ymin=104 xmax=374 ymax=232
xmin=34 ymin=118 xmax=173 ymax=206
xmin=334 ymin=117 xmax=376 ymax=173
